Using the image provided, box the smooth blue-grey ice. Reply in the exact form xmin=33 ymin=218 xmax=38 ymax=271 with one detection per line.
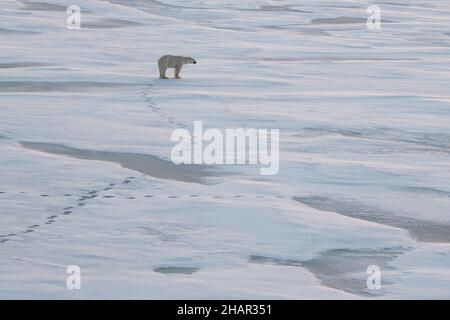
xmin=1 ymin=0 xmax=450 ymax=299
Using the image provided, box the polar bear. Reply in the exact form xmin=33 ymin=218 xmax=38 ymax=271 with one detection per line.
xmin=158 ymin=55 xmax=197 ymax=79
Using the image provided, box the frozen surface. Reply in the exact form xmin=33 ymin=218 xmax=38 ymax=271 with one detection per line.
xmin=1 ymin=0 xmax=450 ymax=299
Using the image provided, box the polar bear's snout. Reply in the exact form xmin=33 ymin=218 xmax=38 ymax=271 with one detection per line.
xmin=158 ymin=55 xmax=197 ymax=79
xmin=184 ymin=57 xmax=197 ymax=65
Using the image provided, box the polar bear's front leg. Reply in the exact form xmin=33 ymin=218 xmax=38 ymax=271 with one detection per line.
xmin=174 ymin=65 xmax=183 ymax=79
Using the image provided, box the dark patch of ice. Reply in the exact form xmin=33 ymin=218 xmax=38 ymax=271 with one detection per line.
xmin=20 ymin=1 xmax=68 ymax=11
xmin=20 ymin=142 xmax=219 ymax=184
xmin=81 ymin=19 xmax=142 ymax=29
xmin=250 ymin=247 xmax=404 ymax=296
xmin=0 ymin=81 xmax=140 ymax=93
xmin=293 ymin=196 xmax=450 ymax=243
xmin=0 ymin=28 xmax=40 ymax=35
xmin=298 ymin=126 xmax=450 ymax=153
xmin=302 ymin=248 xmax=401 ymax=296
xmin=0 ymin=62 xmax=51 ymax=69
xmin=403 ymin=186 xmax=450 ymax=198
xmin=249 ymin=255 xmax=303 ymax=267
xmin=311 ymin=17 xmax=369 ymax=25
xmin=255 ymin=5 xmax=311 ymax=13
xmin=154 ymin=266 xmax=199 ymax=275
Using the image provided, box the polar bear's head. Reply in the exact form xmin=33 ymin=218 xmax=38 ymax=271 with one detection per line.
xmin=183 ymin=57 xmax=197 ymax=64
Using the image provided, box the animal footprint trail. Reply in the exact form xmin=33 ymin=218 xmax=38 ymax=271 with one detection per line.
xmin=63 ymin=207 xmax=73 ymax=215
xmin=0 ymin=177 xmax=289 ymax=245
xmin=142 ymin=83 xmax=187 ymax=129
xmin=0 ymin=177 xmax=135 ymax=244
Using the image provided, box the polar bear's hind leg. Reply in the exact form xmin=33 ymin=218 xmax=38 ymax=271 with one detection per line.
xmin=159 ymin=66 xmax=168 ymax=79
xmin=158 ymin=59 xmax=168 ymax=79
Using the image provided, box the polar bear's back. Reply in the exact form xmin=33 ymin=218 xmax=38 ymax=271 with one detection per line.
xmin=158 ymin=55 xmax=184 ymax=68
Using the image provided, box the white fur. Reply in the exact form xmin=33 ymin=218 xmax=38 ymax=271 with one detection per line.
xmin=158 ymin=55 xmax=197 ymax=79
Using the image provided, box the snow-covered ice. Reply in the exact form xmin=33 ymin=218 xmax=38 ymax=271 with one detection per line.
xmin=1 ymin=0 xmax=450 ymax=299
